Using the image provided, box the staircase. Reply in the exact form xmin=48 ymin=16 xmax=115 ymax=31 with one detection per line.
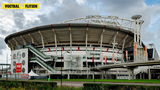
xmin=26 ymin=45 xmax=56 ymax=74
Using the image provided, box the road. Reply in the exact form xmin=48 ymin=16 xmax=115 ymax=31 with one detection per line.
xmin=56 ymin=81 xmax=160 ymax=87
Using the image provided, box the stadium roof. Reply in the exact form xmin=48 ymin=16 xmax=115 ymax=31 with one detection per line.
xmin=5 ymin=23 xmax=134 ymax=49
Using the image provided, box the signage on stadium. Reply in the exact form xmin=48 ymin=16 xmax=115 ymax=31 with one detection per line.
xmin=11 ymin=48 xmax=28 ymax=76
xmin=16 ymin=63 xmax=22 ymax=73
xmin=64 ymin=54 xmax=83 ymax=70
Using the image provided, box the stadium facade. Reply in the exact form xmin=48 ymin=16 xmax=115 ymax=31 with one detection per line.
xmin=5 ymin=15 xmax=159 ymax=79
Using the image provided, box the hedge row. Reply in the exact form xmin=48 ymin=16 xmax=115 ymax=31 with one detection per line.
xmin=0 ymin=80 xmax=57 ymax=89
xmin=83 ymin=83 xmax=160 ymax=90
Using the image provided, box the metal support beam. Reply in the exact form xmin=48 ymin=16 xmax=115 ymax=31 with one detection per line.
xmin=39 ymin=31 xmax=45 ymax=48
xmin=98 ymin=29 xmax=105 ymax=43
xmin=52 ymin=29 xmax=58 ymax=55
xmin=122 ymin=35 xmax=128 ymax=50
xmin=86 ymin=27 xmax=89 ymax=78
xmin=53 ymin=30 xmax=57 ymax=68
xmin=20 ymin=35 xmax=27 ymax=45
xmin=100 ymin=29 xmax=105 ymax=47
xmin=121 ymin=35 xmax=128 ymax=63
xmin=8 ymin=41 xmax=14 ymax=50
xmin=28 ymin=34 xmax=35 ymax=44
xmin=11 ymin=40 xmax=16 ymax=49
xmin=109 ymin=32 xmax=118 ymax=44
xmin=118 ymin=35 xmax=128 ymax=47
xmin=100 ymin=29 xmax=105 ymax=65
xmin=112 ymin=32 xmax=118 ymax=63
xmin=86 ymin=28 xmax=88 ymax=49
xmin=13 ymin=38 xmax=19 ymax=47
xmin=69 ymin=27 xmax=72 ymax=53
xmin=68 ymin=26 xmax=72 ymax=79
xmin=86 ymin=27 xmax=88 ymax=62
xmin=7 ymin=43 xmax=12 ymax=50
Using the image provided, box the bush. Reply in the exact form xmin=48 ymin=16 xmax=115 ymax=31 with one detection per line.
xmin=55 ymin=86 xmax=83 ymax=90
xmin=83 ymin=83 xmax=160 ymax=90
xmin=0 ymin=80 xmax=57 ymax=89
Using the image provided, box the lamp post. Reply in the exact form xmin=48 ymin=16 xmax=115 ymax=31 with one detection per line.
xmin=60 ymin=48 xmax=62 ymax=86
xmin=6 ymin=54 xmax=8 ymax=80
xmin=94 ymin=72 xmax=95 ymax=82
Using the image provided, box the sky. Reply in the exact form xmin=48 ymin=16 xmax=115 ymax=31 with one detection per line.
xmin=0 ymin=0 xmax=160 ymax=63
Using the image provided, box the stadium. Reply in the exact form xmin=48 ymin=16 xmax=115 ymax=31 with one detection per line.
xmin=4 ymin=15 xmax=159 ymax=79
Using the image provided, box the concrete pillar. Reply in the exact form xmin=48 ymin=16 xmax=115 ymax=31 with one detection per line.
xmin=140 ymin=72 xmax=142 ymax=79
xmin=128 ymin=70 xmax=131 ymax=80
xmin=148 ymin=69 xmax=151 ymax=80
xmin=105 ymin=69 xmax=109 ymax=79
xmin=100 ymin=29 xmax=105 ymax=66
xmin=67 ymin=70 xmax=70 ymax=79
xmin=85 ymin=27 xmax=88 ymax=78
xmin=116 ymin=70 xmax=118 ymax=79
xmin=92 ymin=72 xmax=95 ymax=79
xmin=87 ymin=70 xmax=89 ymax=79
xmin=128 ymin=68 xmax=134 ymax=80
xmin=87 ymin=69 xmax=89 ymax=79
xmin=67 ymin=74 xmax=70 ymax=79
xmin=132 ymin=69 xmax=134 ymax=79
xmin=101 ymin=71 xmax=104 ymax=79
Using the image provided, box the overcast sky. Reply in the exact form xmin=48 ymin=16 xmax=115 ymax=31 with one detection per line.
xmin=0 ymin=0 xmax=160 ymax=63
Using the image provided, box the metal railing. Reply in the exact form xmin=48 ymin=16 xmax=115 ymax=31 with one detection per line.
xmin=63 ymin=15 xmax=135 ymax=32
xmin=26 ymin=45 xmax=56 ymax=73
xmin=26 ymin=45 xmax=51 ymax=60
xmin=31 ymin=57 xmax=56 ymax=73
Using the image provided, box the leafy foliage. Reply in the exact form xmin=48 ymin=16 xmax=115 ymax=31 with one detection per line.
xmin=83 ymin=83 xmax=160 ymax=90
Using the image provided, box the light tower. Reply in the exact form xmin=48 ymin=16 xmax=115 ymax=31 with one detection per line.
xmin=131 ymin=15 xmax=146 ymax=62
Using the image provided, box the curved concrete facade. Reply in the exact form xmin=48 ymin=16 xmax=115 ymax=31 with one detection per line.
xmin=5 ymin=23 xmax=135 ymax=79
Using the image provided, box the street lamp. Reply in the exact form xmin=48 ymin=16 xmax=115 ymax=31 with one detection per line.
xmin=60 ymin=48 xmax=63 ymax=86
xmin=6 ymin=54 xmax=8 ymax=80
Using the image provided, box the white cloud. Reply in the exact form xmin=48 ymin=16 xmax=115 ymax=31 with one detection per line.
xmin=0 ymin=10 xmax=16 ymax=33
xmin=0 ymin=0 xmax=99 ymax=63
xmin=89 ymin=0 xmax=160 ymax=54
xmin=76 ymin=0 xmax=86 ymax=5
xmin=0 ymin=46 xmax=11 ymax=64
xmin=23 ymin=10 xmax=41 ymax=26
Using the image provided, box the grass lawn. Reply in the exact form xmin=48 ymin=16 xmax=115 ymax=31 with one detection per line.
xmin=44 ymin=79 xmax=160 ymax=83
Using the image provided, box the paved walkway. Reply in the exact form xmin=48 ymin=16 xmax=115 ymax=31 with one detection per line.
xmin=56 ymin=81 xmax=160 ymax=87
